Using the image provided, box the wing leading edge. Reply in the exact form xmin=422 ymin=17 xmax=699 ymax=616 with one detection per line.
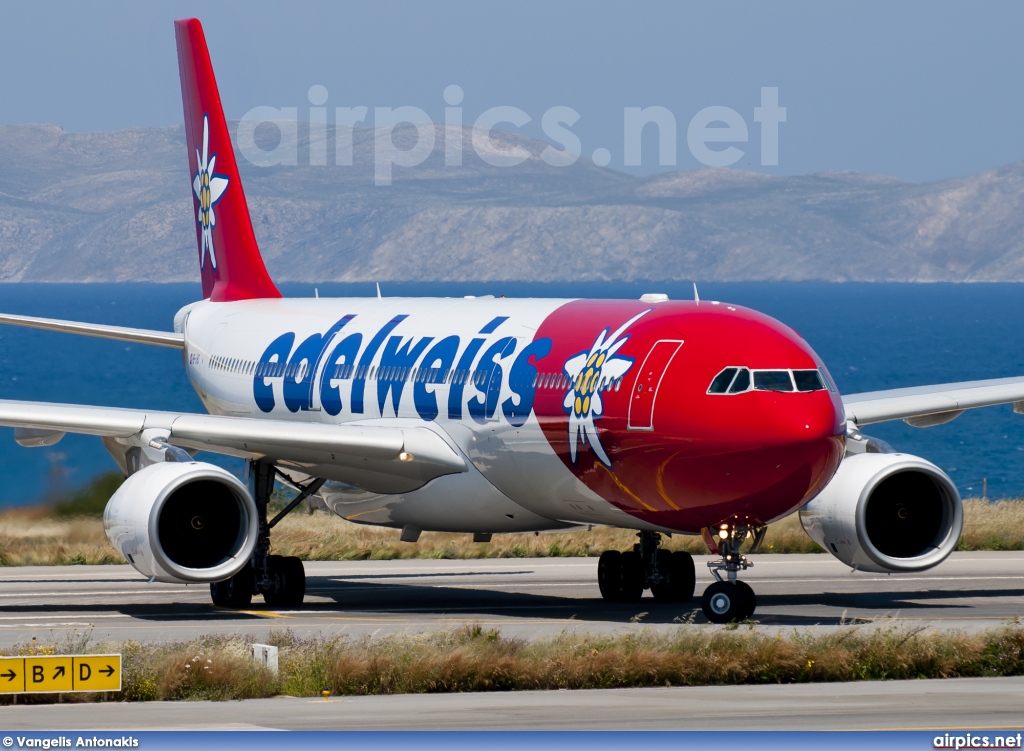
xmin=0 ymin=400 xmax=467 ymax=495
xmin=843 ymin=376 xmax=1024 ymax=427
xmin=0 ymin=313 xmax=184 ymax=349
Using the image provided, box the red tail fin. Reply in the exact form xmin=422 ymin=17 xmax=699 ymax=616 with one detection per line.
xmin=175 ymin=18 xmax=281 ymax=302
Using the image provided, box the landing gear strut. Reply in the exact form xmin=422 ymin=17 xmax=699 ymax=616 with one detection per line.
xmin=699 ymin=524 xmax=765 ymax=623
xmin=597 ymin=531 xmax=696 ymax=603
xmin=210 ymin=460 xmax=324 ymax=609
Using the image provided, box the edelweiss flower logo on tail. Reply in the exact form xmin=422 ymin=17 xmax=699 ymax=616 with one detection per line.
xmin=563 ymin=309 xmax=650 ymax=466
xmin=192 ymin=115 xmax=229 ymax=269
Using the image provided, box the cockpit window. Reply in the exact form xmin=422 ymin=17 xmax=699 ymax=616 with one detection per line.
xmin=793 ymin=369 xmax=826 ymax=392
xmin=728 ymin=368 xmax=751 ymax=393
xmin=753 ymin=370 xmax=794 ymax=392
xmin=709 ymin=367 xmax=832 ymax=395
xmin=708 ymin=368 xmax=738 ymax=394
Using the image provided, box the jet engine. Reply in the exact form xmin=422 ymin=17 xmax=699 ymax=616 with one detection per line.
xmin=799 ymin=452 xmax=962 ymax=573
xmin=103 ymin=462 xmax=258 ymax=583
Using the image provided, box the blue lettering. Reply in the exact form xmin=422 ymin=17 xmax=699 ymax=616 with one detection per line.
xmin=377 ymin=335 xmax=434 ymax=416
xmin=253 ymin=332 xmax=296 ymax=413
xmin=283 ymin=317 xmax=353 ymax=413
xmin=413 ymin=335 xmax=460 ymax=421
xmin=448 ymin=338 xmax=485 ymax=420
xmin=468 ymin=337 xmax=516 ymax=423
xmin=479 ymin=316 xmax=508 ymax=334
xmin=447 ymin=317 xmax=507 ymax=420
xmin=351 ymin=316 xmax=407 ymax=414
xmin=319 ymin=332 xmax=363 ymax=416
xmin=503 ymin=337 xmax=551 ymax=427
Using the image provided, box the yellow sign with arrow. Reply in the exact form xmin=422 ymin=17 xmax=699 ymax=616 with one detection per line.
xmin=0 ymin=654 xmax=121 ymax=694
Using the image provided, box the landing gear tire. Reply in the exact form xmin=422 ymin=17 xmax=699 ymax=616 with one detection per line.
xmin=210 ymin=563 xmax=254 ymax=608
xmin=701 ymin=581 xmax=751 ymax=623
xmin=619 ymin=551 xmax=644 ymax=602
xmin=650 ymin=550 xmax=696 ymax=602
xmin=597 ymin=550 xmax=622 ymax=600
xmin=261 ymin=555 xmax=306 ymax=607
xmin=597 ymin=550 xmax=644 ymax=602
xmin=733 ymin=580 xmax=756 ymax=618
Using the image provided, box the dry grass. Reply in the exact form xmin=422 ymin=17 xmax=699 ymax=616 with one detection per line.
xmin=3 ymin=623 xmax=1024 ymax=703
xmin=0 ymin=507 xmax=123 ymax=566
xmin=957 ymin=498 xmax=1024 ymax=551
xmin=1 ymin=498 xmax=1022 ymax=567
xmin=273 ymin=621 xmax=1024 ymax=691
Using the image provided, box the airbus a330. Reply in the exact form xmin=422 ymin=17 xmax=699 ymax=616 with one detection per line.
xmin=3 ymin=19 xmax=1023 ymax=623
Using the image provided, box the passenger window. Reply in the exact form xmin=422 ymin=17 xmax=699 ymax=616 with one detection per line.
xmin=754 ymin=370 xmax=794 ymax=392
xmin=793 ymin=369 xmax=826 ymax=392
xmin=708 ymin=368 xmax=738 ymax=394
xmin=728 ymin=368 xmax=750 ymax=393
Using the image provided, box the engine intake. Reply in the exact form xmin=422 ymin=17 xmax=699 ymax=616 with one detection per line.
xmin=799 ymin=452 xmax=962 ymax=573
xmin=104 ymin=462 xmax=258 ymax=583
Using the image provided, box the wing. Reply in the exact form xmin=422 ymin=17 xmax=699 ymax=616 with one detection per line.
xmin=843 ymin=376 xmax=1024 ymax=427
xmin=0 ymin=400 xmax=467 ymax=494
xmin=0 ymin=313 xmax=184 ymax=349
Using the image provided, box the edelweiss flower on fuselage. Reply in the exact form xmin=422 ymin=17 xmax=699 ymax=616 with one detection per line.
xmin=192 ymin=114 xmax=229 ymax=269
xmin=562 ymin=309 xmax=650 ymax=466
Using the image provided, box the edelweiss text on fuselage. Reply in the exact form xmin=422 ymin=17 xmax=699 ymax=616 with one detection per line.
xmin=253 ymin=314 xmax=553 ymax=425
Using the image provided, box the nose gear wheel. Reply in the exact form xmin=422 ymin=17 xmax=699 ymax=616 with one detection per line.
xmin=699 ymin=524 xmax=764 ymax=623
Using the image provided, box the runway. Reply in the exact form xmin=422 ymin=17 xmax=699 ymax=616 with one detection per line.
xmin=2 ymin=552 xmax=1024 ymax=730
xmin=1 ymin=551 xmax=1022 ymax=645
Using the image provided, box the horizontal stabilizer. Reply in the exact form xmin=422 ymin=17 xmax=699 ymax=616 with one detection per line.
xmin=0 ymin=313 xmax=184 ymax=349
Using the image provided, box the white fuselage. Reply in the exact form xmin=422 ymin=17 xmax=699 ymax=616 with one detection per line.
xmin=178 ymin=296 xmax=651 ymax=535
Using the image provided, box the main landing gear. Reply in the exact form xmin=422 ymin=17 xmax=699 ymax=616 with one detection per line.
xmin=597 ymin=531 xmax=696 ymax=603
xmin=210 ymin=461 xmax=325 ymax=609
xmin=699 ymin=524 xmax=766 ymax=623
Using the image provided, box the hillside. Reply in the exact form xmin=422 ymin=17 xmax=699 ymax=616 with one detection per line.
xmin=1 ymin=123 xmax=1022 ymax=283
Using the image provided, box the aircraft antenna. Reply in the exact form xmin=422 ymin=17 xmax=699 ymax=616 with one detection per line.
xmin=693 ymin=283 xmax=700 ymax=304
xmin=376 ymin=283 xmax=382 ymax=299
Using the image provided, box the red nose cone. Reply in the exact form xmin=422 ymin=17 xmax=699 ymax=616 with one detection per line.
xmin=535 ymin=300 xmax=846 ymax=533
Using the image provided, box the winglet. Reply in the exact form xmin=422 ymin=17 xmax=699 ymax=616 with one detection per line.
xmin=175 ymin=18 xmax=281 ymax=302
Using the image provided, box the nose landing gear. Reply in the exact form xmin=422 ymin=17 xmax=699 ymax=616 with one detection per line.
xmin=700 ymin=524 xmax=764 ymax=623
xmin=597 ymin=531 xmax=696 ymax=603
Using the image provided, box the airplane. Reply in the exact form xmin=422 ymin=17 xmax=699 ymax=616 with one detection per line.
xmin=2 ymin=17 xmax=1024 ymax=623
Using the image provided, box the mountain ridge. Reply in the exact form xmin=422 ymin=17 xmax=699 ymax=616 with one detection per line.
xmin=1 ymin=123 xmax=1022 ymax=283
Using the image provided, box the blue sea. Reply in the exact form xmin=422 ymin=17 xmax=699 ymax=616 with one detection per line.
xmin=1 ymin=282 xmax=1023 ymax=507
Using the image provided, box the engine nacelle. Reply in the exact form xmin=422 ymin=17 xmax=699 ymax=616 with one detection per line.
xmin=103 ymin=462 xmax=258 ymax=583
xmin=799 ymin=452 xmax=962 ymax=574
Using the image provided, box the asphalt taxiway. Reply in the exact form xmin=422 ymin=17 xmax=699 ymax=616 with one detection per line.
xmin=0 ymin=552 xmax=1022 ymax=645
xmin=2 ymin=552 xmax=1023 ymax=730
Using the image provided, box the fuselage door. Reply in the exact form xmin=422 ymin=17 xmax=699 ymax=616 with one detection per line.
xmin=627 ymin=339 xmax=683 ymax=431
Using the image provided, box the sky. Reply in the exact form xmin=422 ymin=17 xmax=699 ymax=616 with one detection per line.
xmin=0 ymin=0 xmax=1021 ymax=182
